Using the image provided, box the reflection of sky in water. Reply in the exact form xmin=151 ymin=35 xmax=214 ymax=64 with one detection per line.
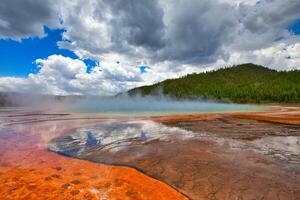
xmin=140 ymin=131 xmax=147 ymax=140
xmin=86 ymin=131 xmax=100 ymax=148
xmin=49 ymin=120 xmax=300 ymax=167
xmin=49 ymin=120 xmax=194 ymax=154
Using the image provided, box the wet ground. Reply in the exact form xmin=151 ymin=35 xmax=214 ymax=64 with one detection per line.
xmin=49 ymin=119 xmax=300 ymax=200
xmin=0 ymin=110 xmax=186 ymax=200
xmin=0 ymin=107 xmax=300 ymax=199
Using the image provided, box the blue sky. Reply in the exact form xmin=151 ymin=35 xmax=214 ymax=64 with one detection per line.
xmin=288 ymin=19 xmax=300 ymax=35
xmin=0 ymin=27 xmax=77 ymax=77
xmin=0 ymin=27 xmax=100 ymax=77
xmin=0 ymin=26 xmax=144 ymax=77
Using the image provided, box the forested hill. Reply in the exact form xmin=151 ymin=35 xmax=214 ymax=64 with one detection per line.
xmin=128 ymin=63 xmax=300 ymax=103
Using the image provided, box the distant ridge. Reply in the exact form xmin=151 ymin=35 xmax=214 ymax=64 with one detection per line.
xmin=128 ymin=63 xmax=300 ymax=103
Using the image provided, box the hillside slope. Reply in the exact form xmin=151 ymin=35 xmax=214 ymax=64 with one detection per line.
xmin=128 ymin=63 xmax=300 ymax=103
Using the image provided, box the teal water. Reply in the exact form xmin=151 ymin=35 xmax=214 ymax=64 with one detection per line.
xmin=66 ymin=97 xmax=267 ymax=115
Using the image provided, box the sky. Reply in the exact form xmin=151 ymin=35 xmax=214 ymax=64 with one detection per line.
xmin=0 ymin=0 xmax=300 ymax=95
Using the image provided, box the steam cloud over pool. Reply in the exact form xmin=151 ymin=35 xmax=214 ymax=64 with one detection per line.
xmin=65 ymin=96 xmax=264 ymax=115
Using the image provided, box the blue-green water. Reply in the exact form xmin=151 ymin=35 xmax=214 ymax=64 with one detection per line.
xmin=66 ymin=97 xmax=267 ymax=115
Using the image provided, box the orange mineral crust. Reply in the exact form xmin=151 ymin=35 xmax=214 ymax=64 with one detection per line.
xmin=232 ymin=105 xmax=300 ymax=125
xmin=149 ymin=105 xmax=300 ymax=125
xmin=0 ymin=119 xmax=187 ymax=200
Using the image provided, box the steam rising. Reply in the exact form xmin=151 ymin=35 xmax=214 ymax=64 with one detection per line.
xmin=66 ymin=96 xmax=260 ymax=114
xmin=0 ymin=92 xmax=262 ymax=115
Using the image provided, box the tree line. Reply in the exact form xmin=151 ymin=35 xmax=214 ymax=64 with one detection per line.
xmin=128 ymin=63 xmax=300 ymax=103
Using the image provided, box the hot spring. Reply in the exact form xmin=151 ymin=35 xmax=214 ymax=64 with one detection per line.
xmin=64 ymin=96 xmax=266 ymax=115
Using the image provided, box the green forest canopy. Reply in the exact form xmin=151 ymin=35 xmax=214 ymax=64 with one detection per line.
xmin=128 ymin=63 xmax=300 ymax=103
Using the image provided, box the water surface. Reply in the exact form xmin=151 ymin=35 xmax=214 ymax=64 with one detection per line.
xmin=67 ymin=97 xmax=266 ymax=115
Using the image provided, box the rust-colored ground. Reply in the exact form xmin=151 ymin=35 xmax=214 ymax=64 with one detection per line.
xmin=64 ymin=118 xmax=300 ymax=200
xmin=1 ymin=105 xmax=300 ymax=200
xmin=232 ymin=105 xmax=300 ymax=125
xmin=150 ymin=105 xmax=300 ymax=125
xmin=0 ymin=118 xmax=187 ymax=200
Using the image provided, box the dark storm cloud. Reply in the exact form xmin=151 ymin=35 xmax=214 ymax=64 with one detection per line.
xmin=0 ymin=0 xmax=60 ymax=40
xmin=57 ymin=0 xmax=165 ymax=58
xmin=156 ymin=0 xmax=237 ymax=64
xmin=105 ymin=0 xmax=165 ymax=50
xmin=241 ymin=0 xmax=300 ymax=33
xmin=229 ymin=0 xmax=300 ymax=52
xmin=60 ymin=0 xmax=238 ymax=65
xmin=102 ymin=0 xmax=237 ymax=64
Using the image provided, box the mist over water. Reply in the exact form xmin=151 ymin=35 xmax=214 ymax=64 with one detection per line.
xmin=1 ymin=93 xmax=265 ymax=115
xmin=64 ymin=95 xmax=264 ymax=115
